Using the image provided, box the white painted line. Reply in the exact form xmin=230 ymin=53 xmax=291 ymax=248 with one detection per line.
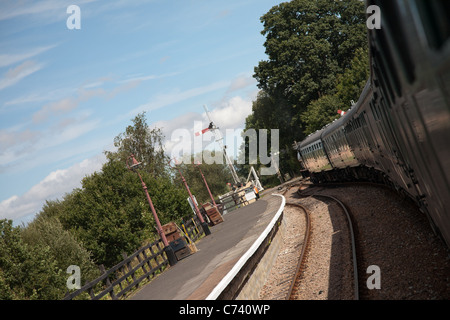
xmin=205 ymin=194 xmax=286 ymax=300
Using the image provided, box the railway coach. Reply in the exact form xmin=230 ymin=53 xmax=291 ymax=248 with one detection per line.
xmin=295 ymin=0 xmax=450 ymax=247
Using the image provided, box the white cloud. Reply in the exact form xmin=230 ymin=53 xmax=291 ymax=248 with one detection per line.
xmin=118 ymin=72 xmax=179 ymax=84
xmin=209 ymin=95 xmax=253 ymax=130
xmin=0 ymin=153 xmax=106 ymax=224
xmin=0 ymin=60 xmax=44 ymax=90
xmin=153 ymin=95 xmax=253 ymax=161
xmin=226 ymin=74 xmax=256 ymax=93
xmin=0 ymin=44 xmax=57 ymax=68
xmin=130 ymin=81 xmax=229 ymax=115
xmin=31 ymin=79 xmax=140 ymax=123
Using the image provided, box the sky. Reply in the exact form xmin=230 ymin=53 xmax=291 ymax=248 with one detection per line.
xmin=0 ymin=0 xmax=282 ymax=226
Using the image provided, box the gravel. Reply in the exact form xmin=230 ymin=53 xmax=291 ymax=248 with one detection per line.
xmin=258 ymin=203 xmax=306 ymax=300
xmin=258 ymin=182 xmax=450 ymax=300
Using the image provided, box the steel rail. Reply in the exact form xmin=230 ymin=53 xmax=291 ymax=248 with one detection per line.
xmin=312 ymin=194 xmax=359 ymax=300
xmin=285 ymin=201 xmax=311 ymax=300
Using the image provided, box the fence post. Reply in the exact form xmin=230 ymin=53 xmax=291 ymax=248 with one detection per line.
xmin=99 ymin=264 xmax=117 ymax=300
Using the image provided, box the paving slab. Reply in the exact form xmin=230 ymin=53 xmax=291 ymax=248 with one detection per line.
xmin=129 ymin=194 xmax=282 ymax=300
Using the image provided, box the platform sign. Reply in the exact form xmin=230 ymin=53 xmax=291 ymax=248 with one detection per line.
xmin=244 ymin=190 xmax=256 ymax=202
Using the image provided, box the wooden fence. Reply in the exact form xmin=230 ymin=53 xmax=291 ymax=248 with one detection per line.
xmin=63 ymin=216 xmax=206 ymax=300
xmin=63 ymin=238 xmax=168 ymax=300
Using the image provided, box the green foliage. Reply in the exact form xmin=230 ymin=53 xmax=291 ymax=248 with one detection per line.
xmin=0 ymin=219 xmax=65 ymax=299
xmin=106 ymin=112 xmax=169 ymax=178
xmin=254 ymin=0 xmax=367 ymax=109
xmin=0 ymin=112 xmax=196 ymax=300
xmin=56 ymin=158 xmax=190 ymax=268
xmin=172 ymin=152 xmax=234 ymax=205
xmin=239 ymin=0 xmax=369 ymax=179
xmin=301 ymin=47 xmax=370 ymax=136
xmin=21 ymin=215 xmax=100 ymax=285
xmin=301 ymin=95 xmax=341 ymax=135
xmin=335 ymin=47 xmax=370 ymax=106
xmin=39 ymin=113 xmax=192 ymax=268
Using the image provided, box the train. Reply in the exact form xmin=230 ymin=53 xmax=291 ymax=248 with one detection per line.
xmin=294 ymin=0 xmax=450 ymax=247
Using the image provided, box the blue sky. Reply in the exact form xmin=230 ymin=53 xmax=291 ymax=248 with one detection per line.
xmin=0 ymin=0 xmax=282 ymax=225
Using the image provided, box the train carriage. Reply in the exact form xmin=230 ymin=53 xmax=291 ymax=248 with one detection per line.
xmin=296 ymin=0 xmax=450 ymax=247
xmin=297 ymin=128 xmax=331 ymax=176
xmin=366 ymin=0 xmax=450 ymax=243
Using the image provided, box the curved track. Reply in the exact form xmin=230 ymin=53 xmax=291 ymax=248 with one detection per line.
xmin=284 ymin=202 xmax=311 ymax=300
xmin=279 ymin=182 xmax=359 ymax=300
xmin=309 ymin=193 xmax=359 ymax=300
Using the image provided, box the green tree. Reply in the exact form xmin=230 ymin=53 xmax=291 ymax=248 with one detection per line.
xmin=301 ymin=47 xmax=369 ymax=136
xmin=301 ymin=94 xmax=342 ymax=135
xmin=254 ymin=0 xmax=367 ymax=109
xmin=0 ymin=219 xmax=65 ymax=299
xmin=55 ymin=157 xmax=191 ymax=268
xmin=21 ymin=215 xmax=99 ymax=288
xmin=335 ymin=47 xmax=370 ymax=106
xmin=238 ymin=91 xmax=300 ymax=183
xmin=172 ymin=152 xmax=234 ymax=205
xmin=107 ymin=112 xmax=169 ymax=178
xmin=243 ymin=0 xmax=368 ymax=180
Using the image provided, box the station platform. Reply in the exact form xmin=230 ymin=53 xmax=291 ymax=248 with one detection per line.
xmin=129 ymin=193 xmax=284 ymax=300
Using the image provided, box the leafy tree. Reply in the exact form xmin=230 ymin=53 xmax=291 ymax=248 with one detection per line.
xmin=55 ymin=157 xmax=191 ymax=268
xmin=106 ymin=112 xmax=169 ymax=178
xmin=335 ymin=47 xmax=370 ymax=106
xmin=172 ymin=152 xmax=234 ymax=205
xmin=301 ymin=94 xmax=342 ymax=135
xmin=238 ymin=90 xmax=302 ymax=183
xmin=301 ymin=47 xmax=369 ymax=136
xmin=0 ymin=219 xmax=65 ymax=299
xmin=21 ymin=215 xmax=99 ymax=287
xmin=241 ymin=0 xmax=369 ymax=180
xmin=254 ymin=0 xmax=367 ymax=109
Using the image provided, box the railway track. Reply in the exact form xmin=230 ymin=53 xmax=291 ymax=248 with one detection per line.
xmin=284 ymin=202 xmax=311 ymax=300
xmin=278 ymin=183 xmax=359 ymax=300
xmin=263 ymin=179 xmax=450 ymax=300
xmin=308 ymin=193 xmax=359 ymax=300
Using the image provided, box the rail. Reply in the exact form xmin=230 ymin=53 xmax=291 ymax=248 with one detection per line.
xmin=281 ymin=182 xmax=359 ymax=300
xmin=313 ymin=194 xmax=359 ymax=300
xmin=285 ymin=202 xmax=311 ymax=300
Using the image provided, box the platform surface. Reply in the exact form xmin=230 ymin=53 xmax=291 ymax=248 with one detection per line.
xmin=129 ymin=194 xmax=283 ymax=300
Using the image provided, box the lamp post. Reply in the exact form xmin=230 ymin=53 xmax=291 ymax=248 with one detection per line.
xmin=127 ymin=154 xmax=177 ymax=266
xmin=195 ymin=161 xmax=217 ymax=207
xmin=169 ymin=158 xmax=211 ymax=236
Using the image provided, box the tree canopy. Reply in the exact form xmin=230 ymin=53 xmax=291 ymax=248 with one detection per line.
xmin=254 ymin=0 xmax=367 ymax=109
xmin=171 ymin=152 xmax=234 ymax=205
xmin=238 ymin=0 xmax=369 ymax=180
xmin=106 ymin=112 xmax=169 ymax=178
